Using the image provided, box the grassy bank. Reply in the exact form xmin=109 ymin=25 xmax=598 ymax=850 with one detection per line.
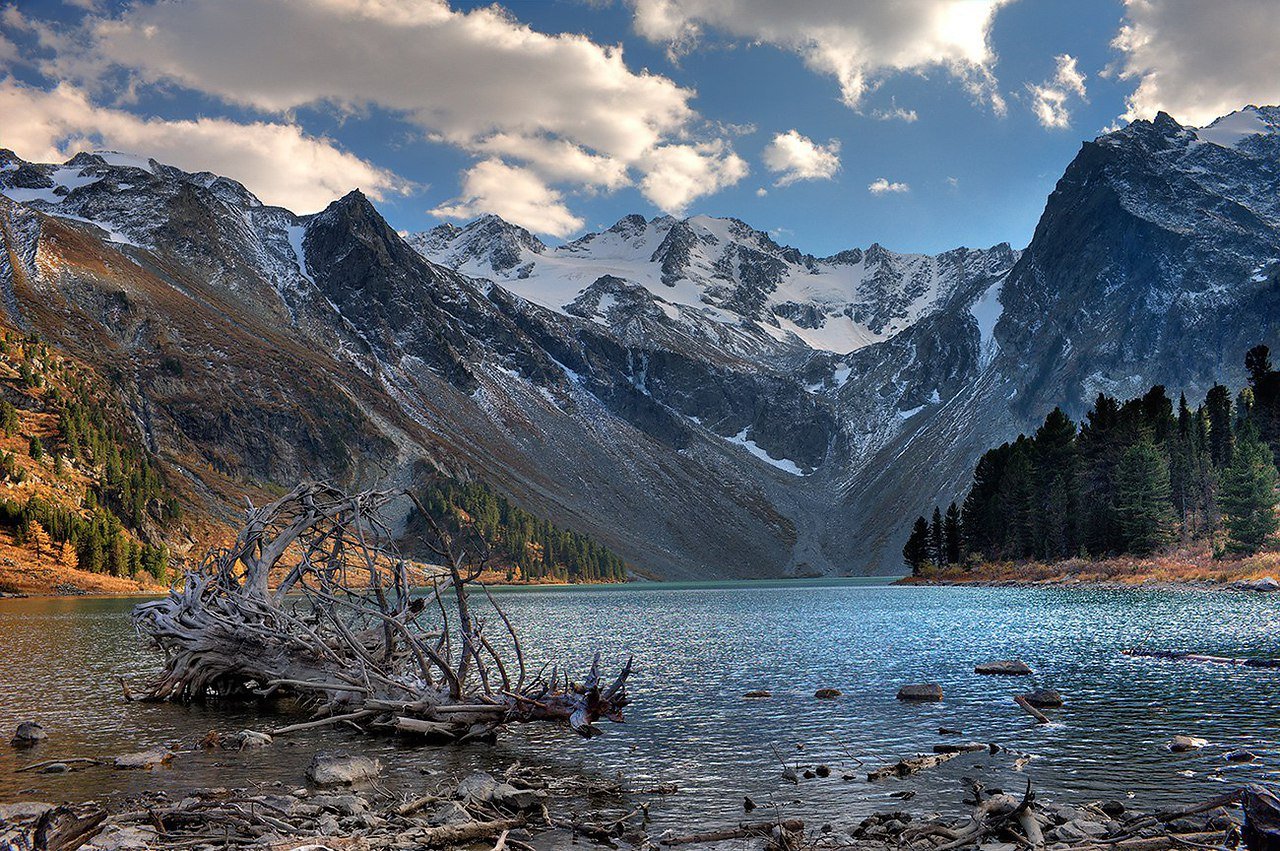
xmin=896 ymin=543 xmax=1280 ymax=587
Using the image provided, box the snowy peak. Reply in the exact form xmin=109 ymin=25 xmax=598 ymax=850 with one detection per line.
xmin=1193 ymin=105 xmax=1280 ymax=148
xmin=409 ymin=211 xmax=1016 ymax=355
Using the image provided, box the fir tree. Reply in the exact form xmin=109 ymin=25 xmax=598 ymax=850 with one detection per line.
xmin=930 ymin=506 xmax=944 ymax=566
xmin=943 ymin=502 xmax=963 ymax=565
xmin=1219 ymin=425 xmax=1280 ymax=555
xmin=1112 ymin=437 xmax=1175 ymax=555
xmin=1205 ymin=384 xmax=1234 ymax=467
xmin=903 ymin=516 xmax=931 ymax=575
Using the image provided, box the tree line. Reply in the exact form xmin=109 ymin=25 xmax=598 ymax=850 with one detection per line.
xmin=416 ymin=478 xmax=627 ymax=582
xmin=904 ymin=345 xmax=1280 ymax=573
xmin=0 ymin=333 xmax=173 ymax=579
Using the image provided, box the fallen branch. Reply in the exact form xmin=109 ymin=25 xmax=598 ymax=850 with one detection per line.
xmin=1123 ymin=649 xmax=1280 ymax=669
xmin=1015 ymin=695 xmax=1052 ymax=724
xmin=661 ymin=819 xmax=804 ymax=846
xmin=131 ymin=483 xmax=632 ymax=743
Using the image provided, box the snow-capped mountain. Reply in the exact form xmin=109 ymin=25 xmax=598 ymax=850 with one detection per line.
xmin=1 ymin=105 xmax=1277 ymax=576
xmin=409 ymin=211 xmax=1015 ymax=357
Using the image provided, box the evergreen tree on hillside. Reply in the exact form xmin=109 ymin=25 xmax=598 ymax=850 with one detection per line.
xmin=1219 ymin=425 xmax=1280 ymax=555
xmin=1205 ymin=384 xmax=1234 ymax=467
xmin=903 ymin=516 xmax=930 ymax=575
xmin=1033 ymin=408 xmax=1078 ymax=558
xmin=1245 ymin=344 xmax=1280 ymax=465
xmin=998 ymin=439 xmax=1036 ymax=558
xmin=944 ymin=502 xmax=963 ymax=566
xmin=962 ymin=443 xmax=1012 ymax=559
xmin=1113 ymin=436 xmax=1175 ymax=555
xmin=1077 ymin=394 xmax=1125 ymax=555
xmin=930 ymin=506 xmax=945 ymax=566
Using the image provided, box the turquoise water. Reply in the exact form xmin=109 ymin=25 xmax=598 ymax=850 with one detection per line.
xmin=1 ymin=579 xmax=1279 ymax=829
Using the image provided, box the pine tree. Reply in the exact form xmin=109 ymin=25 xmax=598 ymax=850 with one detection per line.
xmin=943 ymin=502 xmax=963 ymax=565
xmin=1033 ymin=408 xmax=1077 ymax=558
xmin=1219 ymin=425 xmax=1280 ymax=555
xmin=1113 ymin=437 xmax=1175 ymax=555
xmin=1205 ymin=384 xmax=1234 ymax=467
xmin=930 ymin=506 xmax=944 ymax=566
xmin=903 ymin=517 xmax=930 ymax=575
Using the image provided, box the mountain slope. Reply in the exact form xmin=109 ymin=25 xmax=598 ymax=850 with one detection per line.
xmin=2 ymin=106 xmax=1277 ymax=577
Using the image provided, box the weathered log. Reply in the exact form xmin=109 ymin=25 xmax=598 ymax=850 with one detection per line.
xmin=869 ymin=750 xmax=966 ymax=781
xmin=416 ymin=816 xmax=525 ymax=847
xmin=131 ymin=483 xmax=632 ymax=742
xmin=1123 ymin=649 xmax=1280 ymax=668
xmin=1244 ymin=785 xmax=1280 ymax=851
xmin=661 ymin=819 xmax=804 ymax=846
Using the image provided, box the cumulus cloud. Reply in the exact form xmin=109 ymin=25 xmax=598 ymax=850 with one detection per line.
xmin=1027 ymin=54 xmax=1086 ymax=129
xmin=0 ymin=79 xmax=406 ymax=212
xmin=1112 ymin=0 xmax=1280 ymax=126
xmin=630 ymin=0 xmax=1012 ymax=113
xmin=871 ymin=103 xmax=919 ymax=123
xmin=0 ymin=32 xmax=16 ymax=65
xmin=637 ymin=140 xmax=748 ymax=214
xmin=868 ymin=177 xmax=909 ymax=195
xmin=762 ymin=130 xmax=840 ymax=187
xmin=33 ymin=0 xmax=745 ymax=232
xmin=430 ymin=160 xmax=583 ymax=237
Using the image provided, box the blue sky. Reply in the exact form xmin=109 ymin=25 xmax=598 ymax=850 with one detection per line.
xmin=2 ymin=0 xmax=1278 ymax=255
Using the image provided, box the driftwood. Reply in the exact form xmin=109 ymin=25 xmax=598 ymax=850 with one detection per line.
xmin=868 ymin=745 xmax=988 ymax=781
xmin=1016 ymin=695 xmax=1052 ymax=724
xmin=1244 ymin=785 xmax=1280 ymax=851
xmin=1123 ymin=649 xmax=1280 ymax=669
xmin=661 ymin=819 xmax=805 ymax=846
xmin=132 ymin=483 xmax=632 ymax=741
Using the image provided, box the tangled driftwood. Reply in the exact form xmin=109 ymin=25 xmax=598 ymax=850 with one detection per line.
xmin=132 ymin=483 xmax=631 ymax=740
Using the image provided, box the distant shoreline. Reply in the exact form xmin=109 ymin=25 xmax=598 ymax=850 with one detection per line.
xmin=893 ymin=547 xmax=1279 ymax=592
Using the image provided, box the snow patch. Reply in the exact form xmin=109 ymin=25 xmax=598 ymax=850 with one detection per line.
xmin=287 ymin=224 xmax=315 ymax=285
xmin=1195 ymin=109 xmax=1272 ymax=148
xmin=725 ymin=428 xmax=807 ymax=476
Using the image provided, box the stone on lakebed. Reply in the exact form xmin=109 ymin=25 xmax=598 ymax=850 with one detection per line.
xmin=975 ymin=660 xmax=1033 ymax=676
xmin=897 ymin=683 xmax=944 ymax=701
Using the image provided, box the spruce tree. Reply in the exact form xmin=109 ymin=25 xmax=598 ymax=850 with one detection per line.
xmin=903 ymin=516 xmax=930 ymax=575
xmin=943 ymin=502 xmax=963 ymax=565
xmin=1219 ymin=425 xmax=1280 ymax=555
xmin=1113 ymin=437 xmax=1175 ymax=555
xmin=930 ymin=506 xmax=945 ymax=566
xmin=1205 ymin=384 xmax=1234 ymax=467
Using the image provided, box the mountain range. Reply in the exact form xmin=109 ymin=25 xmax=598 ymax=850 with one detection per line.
xmin=2 ymin=105 xmax=1278 ymax=577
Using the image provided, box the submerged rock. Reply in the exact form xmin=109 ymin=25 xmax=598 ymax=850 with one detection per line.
xmin=1244 ymin=576 xmax=1280 ymax=592
xmin=743 ymin=690 xmax=772 ymax=698
xmin=10 ymin=721 xmax=47 ymax=747
xmin=1226 ymin=749 xmax=1258 ymax=763
xmin=112 ymin=749 xmax=173 ymax=770
xmin=1021 ymin=688 xmax=1064 ymax=708
xmin=306 ymin=751 xmax=381 ymax=786
xmin=1168 ymin=735 xmax=1208 ymax=753
xmin=974 ymin=660 xmax=1033 ymax=676
xmin=897 ymin=683 xmax=944 ymax=701
xmin=814 ymin=688 xmax=842 ymax=699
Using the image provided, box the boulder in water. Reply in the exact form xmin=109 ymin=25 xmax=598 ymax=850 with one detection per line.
xmin=112 ymin=749 xmax=174 ymax=770
xmin=1244 ymin=577 xmax=1280 ymax=593
xmin=975 ymin=660 xmax=1033 ymax=676
xmin=814 ymin=688 xmax=842 ymax=699
xmin=1020 ymin=688 xmax=1064 ymax=708
xmin=10 ymin=721 xmax=47 ymax=747
xmin=305 ymin=751 xmax=381 ymax=786
xmin=897 ymin=683 xmax=944 ymax=701
xmin=1167 ymin=735 xmax=1208 ymax=753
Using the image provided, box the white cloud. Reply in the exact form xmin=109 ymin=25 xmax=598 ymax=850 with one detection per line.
xmin=1113 ymin=0 xmax=1280 ymax=126
xmin=1027 ymin=54 xmax=1086 ymax=129
xmin=762 ymin=130 xmax=840 ymax=187
xmin=755 ymin=187 xmax=768 ymax=197
xmin=0 ymin=79 xmax=406 ymax=212
xmin=868 ymin=177 xmax=909 ymax=195
xmin=871 ymin=104 xmax=919 ymax=123
xmin=637 ymin=140 xmax=748 ymax=214
xmin=630 ymin=0 xmax=1012 ymax=113
xmin=430 ymin=159 xmax=583 ymax=237
xmin=37 ymin=0 xmax=744 ymax=227
xmin=0 ymin=32 xmax=17 ymax=65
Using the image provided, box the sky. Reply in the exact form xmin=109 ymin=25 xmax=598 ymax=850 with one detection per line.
xmin=3 ymin=0 xmax=1280 ymax=255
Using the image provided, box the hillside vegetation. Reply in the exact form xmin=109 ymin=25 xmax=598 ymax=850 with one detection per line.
xmin=905 ymin=345 xmax=1280 ymax=582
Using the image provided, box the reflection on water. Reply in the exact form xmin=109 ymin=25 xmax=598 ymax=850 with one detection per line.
xmin=1 ymin=580 xmax=1279 ymax=831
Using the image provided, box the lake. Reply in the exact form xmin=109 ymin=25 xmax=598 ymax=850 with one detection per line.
xmin=1 ymin=579 xmax=1279 ymax=833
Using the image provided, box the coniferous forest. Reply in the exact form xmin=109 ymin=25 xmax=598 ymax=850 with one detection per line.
xmin=904 ymin=345 xmax=1280 ymax=574
xmin=415 ymin=477 xmax=628 ymax=583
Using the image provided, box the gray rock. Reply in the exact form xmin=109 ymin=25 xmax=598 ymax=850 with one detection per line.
xmin=310 ymin=794 xmax=368 ymax=816
xmin=1055 ymin=820 xmax=1109 ymax=843
xmin=1226 ymin=749 xmax=1257 ymax=763
xmin=0 ymin=802 xmax=54 ymax=821
xmin=1244 ymin=576 xmax=1280 ymax=592
xmin=1021 ymin=688 xmax=1063 ymax=708
xmin=83 ymin=825 xmax=159 ymax=850
xmin=429 ymin=801 xmax=473 ymax=826
xmin=1168 ymin=735 xmax=1208 ymax=753
xmin=11 ymin=721 xmax=47 ymax=747
xmin=305 ymin=751 xmax=381 ymax=786
xmin=897 ymin=683 xmax=944 ymax=701
xmin=454 ymin=771 xmax=499 ymax=803
xmin=40 ymin=762 xmax=70 ymax=774
xmin=112 ymin=749 xmax=173 ymax=770
xmin=975 ymin=660 xmax=1033 ymax=676
xmin=492 ymin=783 xmax=547 ymax=811
xmin=814 ymin=688 xmax=842 ymax=699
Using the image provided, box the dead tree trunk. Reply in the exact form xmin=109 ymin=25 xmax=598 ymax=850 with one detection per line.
xmin=132 ymin=483 xmax=631 ymax=740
